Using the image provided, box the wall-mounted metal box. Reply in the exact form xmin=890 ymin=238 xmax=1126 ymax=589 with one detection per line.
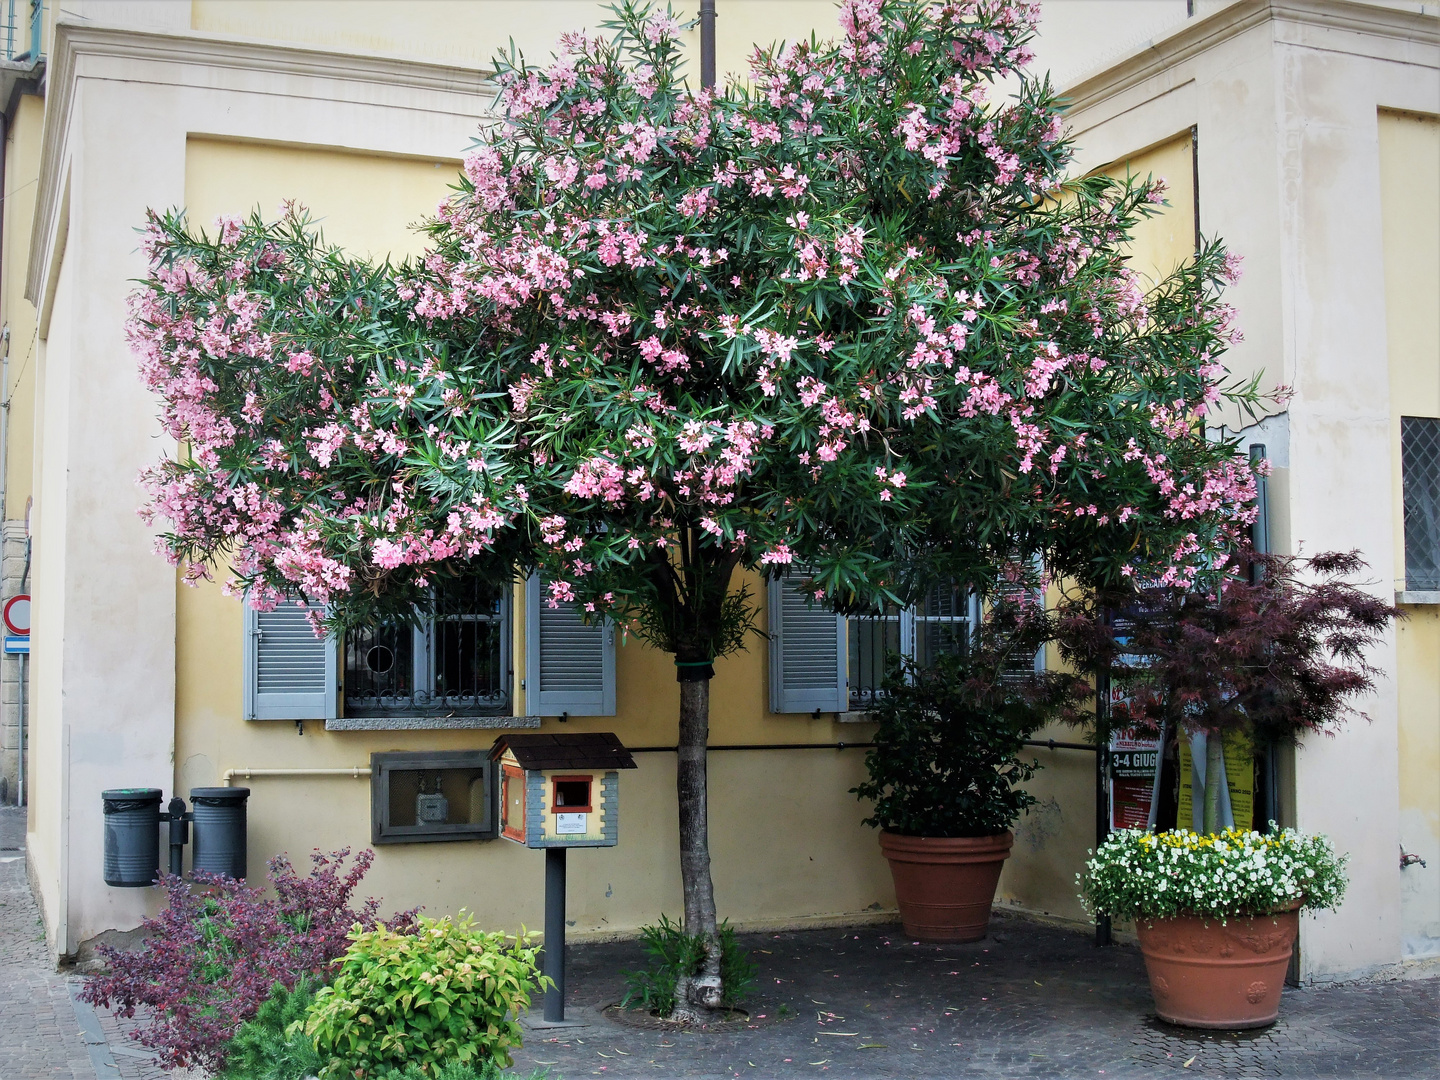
xmin=491 ymin=733 xmax=636 ymax=848
xmin=370 ymin=750 xmax=495 ymax=844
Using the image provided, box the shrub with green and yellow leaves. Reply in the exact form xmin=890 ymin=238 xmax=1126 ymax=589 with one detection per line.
xmin=304 ymin=913 xmax=545 ymax=1076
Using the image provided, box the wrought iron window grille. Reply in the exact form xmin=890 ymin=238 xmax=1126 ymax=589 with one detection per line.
xmin=1402 ymin=416 xmax=1440 ymax=592
xmin=847 ymin=583 xmax=980 ymax=710
xmin=344 ymin=579 xmax=511 ymax=717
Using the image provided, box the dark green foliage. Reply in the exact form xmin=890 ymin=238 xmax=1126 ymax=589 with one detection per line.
xmin=621 ymin=916 xmax=757 ymax=1015
xmin=217 ymin=980 xmax=325 ymax=1080
xmin=853 ymin=605 xmax=1089 ymax=838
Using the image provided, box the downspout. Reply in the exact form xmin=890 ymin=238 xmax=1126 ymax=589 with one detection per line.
xmin=699 ymin=0 xmax=716 ymax=90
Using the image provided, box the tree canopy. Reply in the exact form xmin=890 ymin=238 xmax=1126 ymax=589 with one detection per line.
xmin=132 ymin=0 xmax=1262 ymax=654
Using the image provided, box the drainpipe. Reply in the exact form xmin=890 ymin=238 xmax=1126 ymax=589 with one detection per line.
xmin=699 ymin=0 xmax=716 ymax=90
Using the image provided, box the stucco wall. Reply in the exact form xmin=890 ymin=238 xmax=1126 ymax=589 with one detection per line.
xmin=1378 ymin=108 xmax=1440 ymax=961
xmin=1058 ymin=0 xmax=1438 ymax=981
xmin=14 ymin=0 xmax=1438 ymax=969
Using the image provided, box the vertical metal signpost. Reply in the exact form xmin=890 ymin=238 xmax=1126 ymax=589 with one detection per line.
xmin=4 ymin=593 xmax=29 ymax=806
xmin=544 ymin=848 xmax=566 ymax=1021
xmin=1094 ymin=610 xmax=1112 ymax=947
xmin=699 ymin=0 xmax=716 ymax=90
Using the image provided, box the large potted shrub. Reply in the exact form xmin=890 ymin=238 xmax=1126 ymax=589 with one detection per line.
xmin=1065 ymin=550 xmax=1398 ymax=1027
xmin=1082 ymin=826 xmax=1346 ymax=1028
xmin=854 ymin=605 xmax=1087 ymax=942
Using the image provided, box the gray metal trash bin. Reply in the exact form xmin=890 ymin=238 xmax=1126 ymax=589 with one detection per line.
xmin=189 ymin=787 xmax=250 ymax=880
xmin=102 ymin=788 xmax=162 ymax=887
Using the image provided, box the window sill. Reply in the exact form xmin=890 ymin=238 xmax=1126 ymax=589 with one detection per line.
xmin=327 ymin=715 xmax=542 ymax=732
xmin=1396 ymin=590 xmax=1440 ymax=606
xmin=838 ymin=711 xmax=878 ymax=724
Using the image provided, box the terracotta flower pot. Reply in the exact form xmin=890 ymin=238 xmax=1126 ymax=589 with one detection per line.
xmin=878 ymin=831 xmax=1013 ymax=942
xmin=1135 ymin=905 xmax=1300 ymax=1029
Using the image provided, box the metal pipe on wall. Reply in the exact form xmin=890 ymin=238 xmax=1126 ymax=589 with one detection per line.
xmin=220 ymin=767 xmax=370 ymax=786
xmin=699 ymin=0 xmax=716 ymax=89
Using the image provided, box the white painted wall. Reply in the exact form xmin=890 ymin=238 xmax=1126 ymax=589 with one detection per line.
xmin=1063 ymin=0 xmax=1438 ymax=981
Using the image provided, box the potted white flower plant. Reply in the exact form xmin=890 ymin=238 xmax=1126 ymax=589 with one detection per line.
xmin=1067 ymin=550 xmax=1397 ymax=1028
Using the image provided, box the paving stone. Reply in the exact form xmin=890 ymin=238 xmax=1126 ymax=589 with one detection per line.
xmin=5 ymin=800 xmax=1437 ymax=1079
xmin=507 ymin=915 xmax=1439 ymax=1079
xmin=0 ymin=807 xmax=95 ymax=1080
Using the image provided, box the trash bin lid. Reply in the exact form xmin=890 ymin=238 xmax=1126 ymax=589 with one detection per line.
xmin=189 ymin=786 xmax=250 ymax=805
xmin=102 ymin=788 xmax=163 ymax=812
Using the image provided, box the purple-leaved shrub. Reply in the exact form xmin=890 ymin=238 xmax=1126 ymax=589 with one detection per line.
xmin=78 ymin=847 xmax=415 ymax=1072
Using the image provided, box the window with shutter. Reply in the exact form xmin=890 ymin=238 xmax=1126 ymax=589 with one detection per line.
xmin=525 ymin=575 xmax=616 ymax=716
xmin=846 ymin=580 xmax=978 ymax=709
xmin=243 ymin=602 xmax=337 ymax=720
xmin=767 ymin=572 xmax=847 ymax=714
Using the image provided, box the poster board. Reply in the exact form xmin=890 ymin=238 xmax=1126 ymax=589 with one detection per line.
xmin=1109 ymin=729 xmax=1160 ymax=830
xmin=1177 ymin=732 xmax=1254 ymax=832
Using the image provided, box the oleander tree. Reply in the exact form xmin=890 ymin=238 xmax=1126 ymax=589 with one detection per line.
xmin=129 ymin=0 xmax=1266 ymax=1016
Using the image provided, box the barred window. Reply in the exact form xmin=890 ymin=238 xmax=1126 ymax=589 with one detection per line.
xmin=846 ymin=582 xmax=977 ymax=710
xmin=1402 ymin=416 xmax=1440 ymax=592
xmin=847 ymin=600 xmax=903 ymax=710
xmin=344 ymin=578 xmax=510 ymax=717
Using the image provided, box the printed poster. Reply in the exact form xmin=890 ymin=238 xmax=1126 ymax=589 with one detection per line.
xmin=1177 ymin=732 xmax=1254 ymax=832
xmin=1109 ymin=729 xmax=1160 ymax=830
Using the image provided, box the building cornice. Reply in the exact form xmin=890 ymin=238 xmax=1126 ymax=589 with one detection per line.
xmin=1059 ymin=0 xmax=1439 ymax=121
xmin=25 ymin=20 xmax=497 ymax=309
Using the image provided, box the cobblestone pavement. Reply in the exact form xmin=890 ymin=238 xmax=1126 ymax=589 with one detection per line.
xmin=508 ymin=915 xmax=1439 ymax=1080
xmin=0 ymin=807 xmax=95 ymax=1080
xmin=4 ymin=805 xmax=1437 ymax=1080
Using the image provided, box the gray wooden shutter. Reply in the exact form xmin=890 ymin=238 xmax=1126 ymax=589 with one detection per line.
xmin=768 ymin=572 xmax=846 ymax=714
xmin=525 ymin=575 xmax=616 ymax=716
xmin=243 ymin=601 xmax=337 ymax=720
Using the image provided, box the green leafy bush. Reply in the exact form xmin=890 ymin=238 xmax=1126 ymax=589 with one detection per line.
xmin=620 ymin=915 xmax=756 ymax=1015
xmin=304 ymin=913 xmax=545 ymax=1076
xmin=217 ymin=980 xmax=325 ymax=1080
xmin=1080 ymin=827 xmax=1348 ymax=921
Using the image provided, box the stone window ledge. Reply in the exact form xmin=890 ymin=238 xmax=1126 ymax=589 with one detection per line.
xmin=1396 ymin=591 xmax=1440 ymax=606
xmin=326 ymin=715 xmax=542 ymax=732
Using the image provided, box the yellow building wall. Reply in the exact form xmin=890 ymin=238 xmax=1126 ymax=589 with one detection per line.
xmin=2 ymin=94 xmax=44 ymax=516
xmin=191 ymin=0 xmax=847 ymax=88
xmin=1378 ymin=109 xmax=1440 ymax=959
xmin=176 ymin=139 xmax=893 ymax=935
xmin=999 ymin=132 xmax=1199 ymax=922
xmin=183 ymin=138 xmax=458 ymax=262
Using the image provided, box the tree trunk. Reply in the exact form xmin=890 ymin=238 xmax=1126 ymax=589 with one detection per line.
xmin=671 ymin=676 xmax=723 ymax=1020
xmin=1202 ymin=732 xmax=1226 ymax=835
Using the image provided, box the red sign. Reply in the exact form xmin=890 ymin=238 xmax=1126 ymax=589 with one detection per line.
xmin=1109 ymin=729 xmax=1159 ymax=831
xmin=3 ymin=595 xmax=29 ymax=636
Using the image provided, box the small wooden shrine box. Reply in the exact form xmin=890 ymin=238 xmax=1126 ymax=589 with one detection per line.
xmin=491 ymin=733 xmax=637 ymax=848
